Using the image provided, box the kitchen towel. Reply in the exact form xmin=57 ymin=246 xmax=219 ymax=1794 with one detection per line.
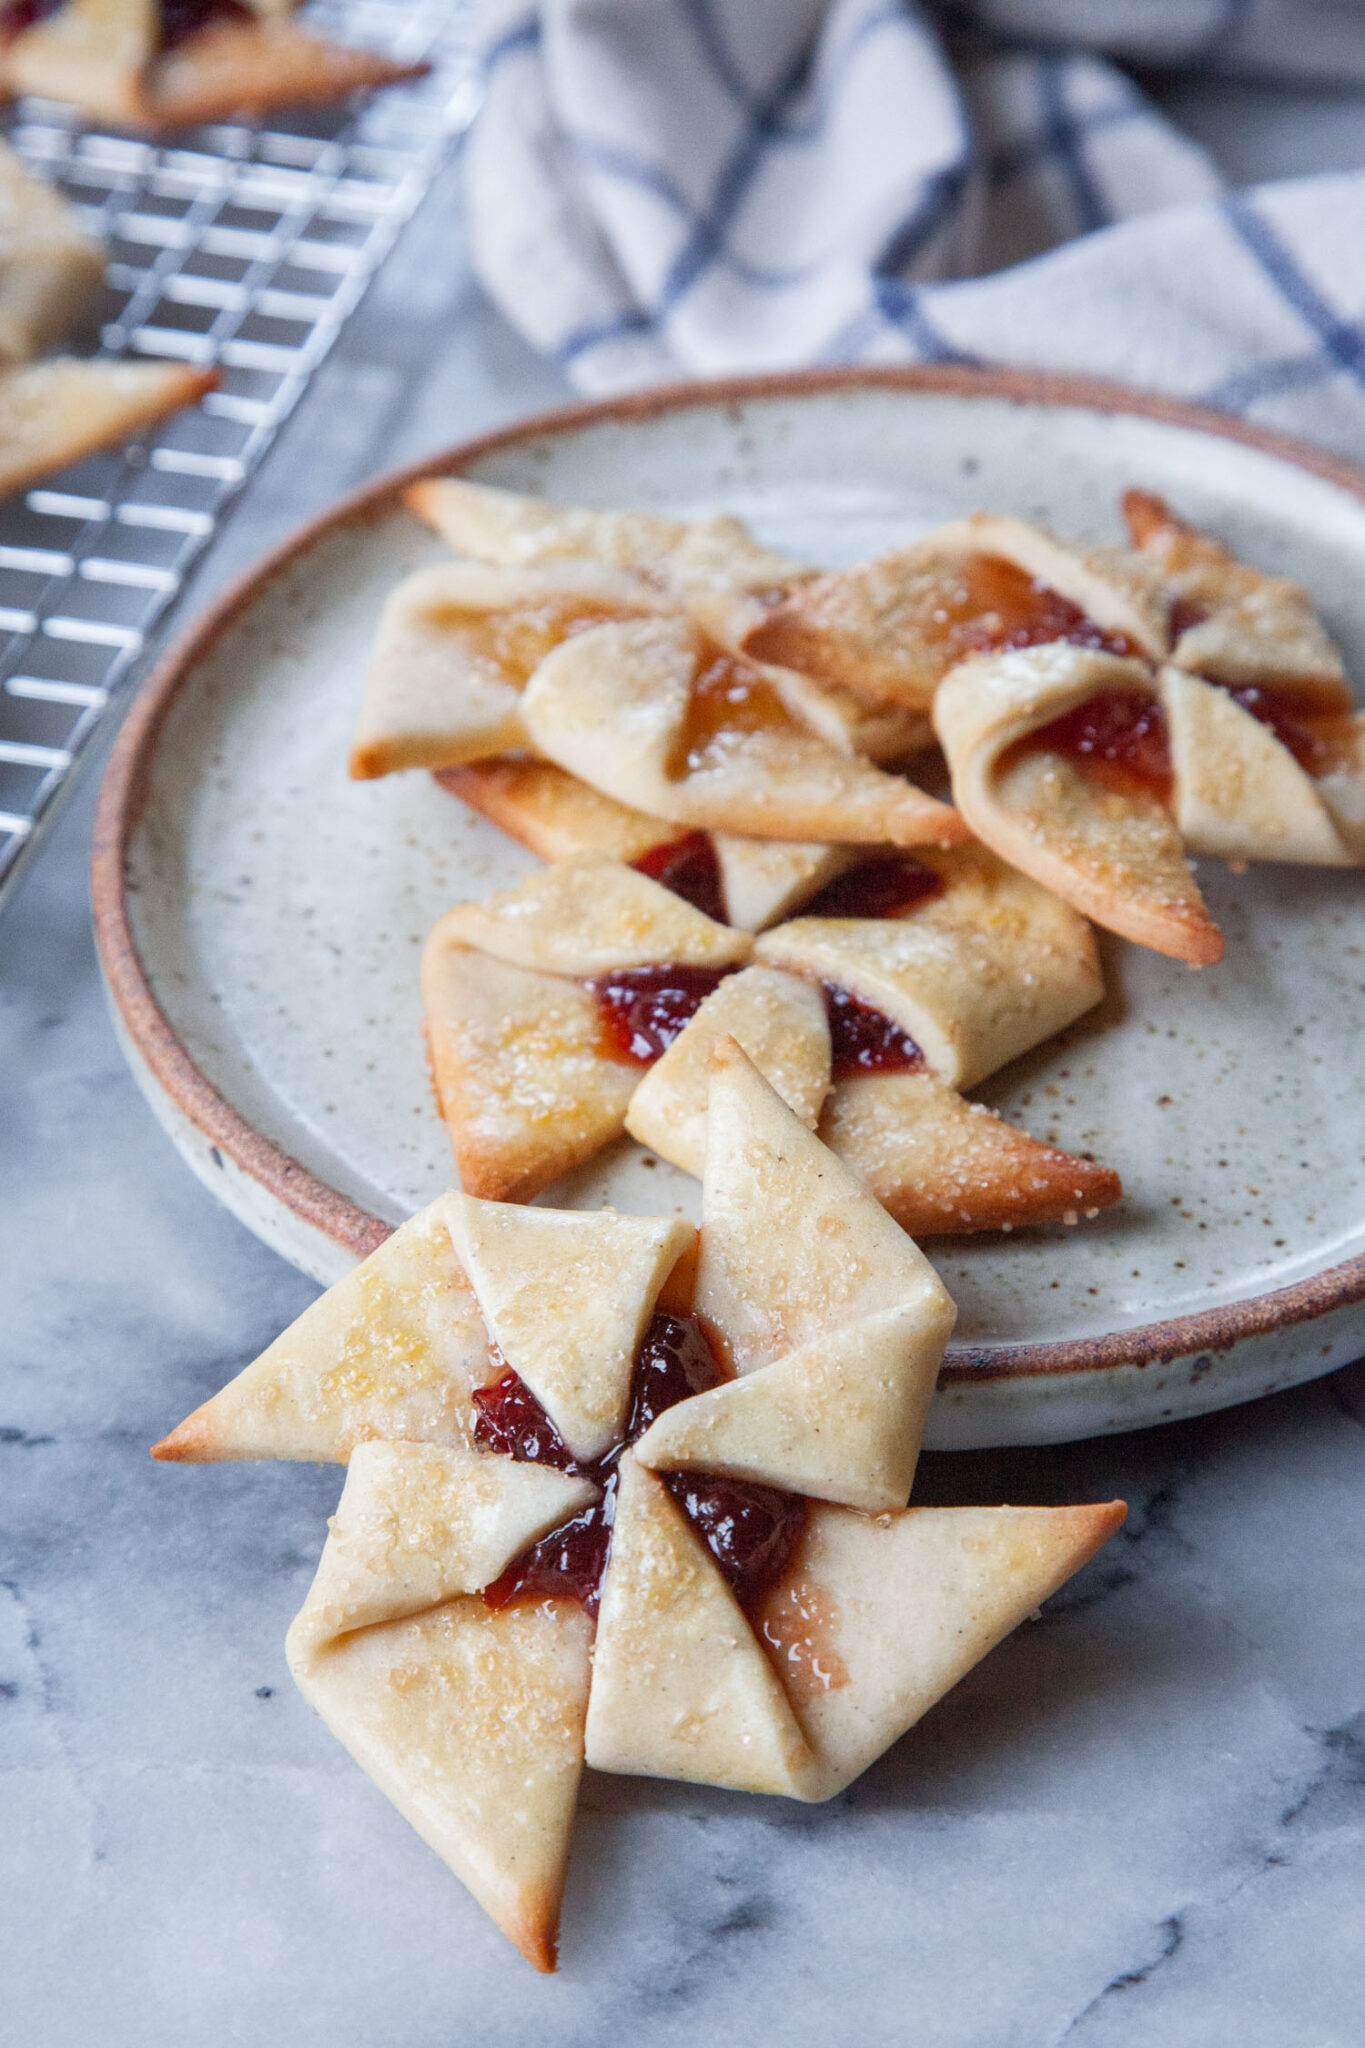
xmin=465 ymin=0 xmax=1365 ymax=458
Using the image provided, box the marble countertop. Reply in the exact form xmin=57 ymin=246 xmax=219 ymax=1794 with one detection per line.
xmin=7 ymin=92 xmax=1365 ymax=2048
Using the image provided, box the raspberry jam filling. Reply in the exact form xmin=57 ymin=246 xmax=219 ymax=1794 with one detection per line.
xmin=476 ymin=1312 xmax=806 ymax=1616
xmin=158 ymin=0 xmax=251 ymax=48
xmin=679 ymin=648 xmax=801 ymax=772
xmin=1220 ymin=682 xmax=1354 ymax=779
xmin=590 ymin=964 xmax=736 ymax=1064
xmin=0 ymin=0 xmax=63 ymax=37
xmin=823 ymin=982 xmax=924 ymax=1079
xmin=1013 ymin=686 xmax=1174 ymax=804
xmin=802 ymin=851 xmax=944 ymax=921
xmin=631 ymin=832 xmax=727 ymax=923
xmin=930 ymin=554 xmax=1137 ymax=661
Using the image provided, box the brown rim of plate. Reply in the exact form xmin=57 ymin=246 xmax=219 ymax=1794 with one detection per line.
xmin=92 ymin=362 xmax=1365 ymax=1385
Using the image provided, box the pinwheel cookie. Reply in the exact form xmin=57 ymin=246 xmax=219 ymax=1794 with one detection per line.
xmin=401 ymin=475 xmax=933 ymax=756
xmin=1123 ymin=490 xmax=1365 ymax=862
xmin=934 ymin=634 xmax=1364 ymax=967
xmin=422 ymin=848 xmax=1121 ymax=1233
xmin=0 ymin=0 xmax=423 ymax=129
xmin=353 ymin=559 xmax=951 ymax=846
xmin=154 ymin=1045 xmax=1126 ymax=1970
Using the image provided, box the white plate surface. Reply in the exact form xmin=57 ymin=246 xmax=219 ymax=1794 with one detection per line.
xmin=108 ymin=377 xmax=1365 ymax=1446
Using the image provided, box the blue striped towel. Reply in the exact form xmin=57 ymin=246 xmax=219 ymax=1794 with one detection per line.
xmin=465 ymin=0 xmax=1365 ymax=459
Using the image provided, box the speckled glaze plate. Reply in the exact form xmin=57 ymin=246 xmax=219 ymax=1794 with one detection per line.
xmin=92 ymin=367 xmax=1365 ymax=1447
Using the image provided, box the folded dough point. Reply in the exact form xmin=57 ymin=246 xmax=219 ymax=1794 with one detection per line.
xmin=435 ymin=758 xmax=681 ymax=867
xmin=819 ymin=1068 xmax=1123 ymax=1235
xmin=634 ymin=1304 xmax=950 ymax=1514
xmin=292 ymin=1441 xmax=599 ymax=1649
xmin=349 ymin=560 xmax=662 ymax=780
xmin=422 ymin=857 xmax=751 ymax=1201
xmin=696 ymin=1036 xmax=956 ymax=1376
xmin=521 ymin=614 xmax=966 ymax=848
xmin=636 ymin=1041 xmax=954 ymax=1509
xmin=151 ymin=1199 xmax=489 ymax=1463
xmin=289 ymin=1591 xmax=592 ymax=1973
xmin=422 ymin=941 xmax=638 ymax=1203
xmin=403 ymin=477 xmax=801 ymax=608
xmin=584 ymin=1452 xmax=813 ymax=1795
xmin=625 ymin=963 xmax=831 ymax=1178
xmin=742 ymin=512 xmax=1167 ymax=708
xmin=755 ymin=842 xmax=1105 ymax=1090
xmin=756 ymin=1499 xmax=1127 ymax=1801
xmin=432 ymin=852 xmax=751 ymax=978
xmin=934 ymin=644 xmax=1223 ymax=967
xmin=0 ymin=360 xmax=217 ymax=499
xmin=442 ymin=1193 xmax=695 ymax=1462
xmin=1160 ymin=664 xmax=1357 ymax=866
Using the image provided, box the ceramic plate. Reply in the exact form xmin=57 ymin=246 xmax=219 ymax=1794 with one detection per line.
xmin=93 ymin=367 xmax=1365 ymax=1448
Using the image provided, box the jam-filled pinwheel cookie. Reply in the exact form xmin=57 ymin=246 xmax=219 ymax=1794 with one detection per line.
xmin=0 ymin=143 xmax=217 ymax=492
xmin=743 ymin=512 xmax=1168 ymax=710
xmin=422 ymin=844 xmax=1121 ymax=1232
xmin=405 ymin=474 xmax=932 ymax=761
xmin=0 ymin=0 xmax=424 ymax=129
xmin=519 ymin=614 xmax=966 ymax=847
xmin=158 ymin=1050 xmax=1125 ymax=1968
xmin=933 ymin=643 xmax=1224 ymax=965
xmin=352 ymin=557 xmax=926 ymax=797
xmin=421 ymin=854 xmax=752 ymax=1203
xmin=1123 ymin=492 xmax=1365 ymax=861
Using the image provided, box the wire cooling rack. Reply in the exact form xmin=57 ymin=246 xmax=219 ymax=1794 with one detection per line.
xmin=0 ymin=0 xmax=478 ymax=916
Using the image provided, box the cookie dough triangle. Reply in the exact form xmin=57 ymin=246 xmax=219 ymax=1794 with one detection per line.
xmin=289 ymin=1593 xmax=592 ymax=1973
xmin=696 ymin=1038 xmax=953 ymax=1375
xmin=151 ymin=1198 xmax=490 ymax=1463
xmin=819 ymin=1067 xmax=1122 ymax=1235
xmin=521 ymin=615 xmax=966 ymax=848
xmin=291 ymin=1441 xmax=598 ymax=1646
xmin=759 ymin=1499 xmax=1128 ymax=1800
xmin=442 ymin=1194 xmax=695 ymax=1462
xmin=350 ymin=561 xmax=660 ymax=780
xmin=933 ymin=643 xmax=1223 ymax=965
xmin=1160 ymin=663 xmax=1357 ymax=865
xmin=422 ymin=942 xmax=640 ymax=1204
xmin=584 ymin=1452 xmax=813 ymax=1795
xmin=0 ymin=359 xmax=217 ymax=498
xmin=634 ymin=1302 xmax=950 ymax=1513
xmin=624 ymin=963 xmax=831 ymax=1177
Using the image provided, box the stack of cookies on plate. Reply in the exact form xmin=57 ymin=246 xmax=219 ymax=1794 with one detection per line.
xmin=351 ymin=472 xmax=1364 ymax=1232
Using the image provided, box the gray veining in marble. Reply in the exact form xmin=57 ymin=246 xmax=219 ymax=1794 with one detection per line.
xmin=6 ymin=110 xmax=1365 ymax=2048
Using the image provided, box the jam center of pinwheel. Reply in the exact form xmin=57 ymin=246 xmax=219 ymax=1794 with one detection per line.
xmin=679 ymin=648 xmax=802 ymax=771
xmin=822 ymin=984 xmax=923 ymax=1077
xmin=157 ymin=0 xmax=251 ymax=49
xmin=802 ymin=851 xmax=944 ymax=920
xmin=590 ymin=965 xmax=738 ymax=1063
xmin=474 ymin=1311 xmax=807 ymax=1617
xmin=930 ymin=554 xmax=1137 ymax=660
xmin=0 ymin=0 xmax=63 ymax=38
xmin=1013 ymin=687 xmax=1174 ymax=804
xmin=1220 ymin=681 xmax=1353 ymax=778
xmin=631 ymin=832 xmax=726 ymax=922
